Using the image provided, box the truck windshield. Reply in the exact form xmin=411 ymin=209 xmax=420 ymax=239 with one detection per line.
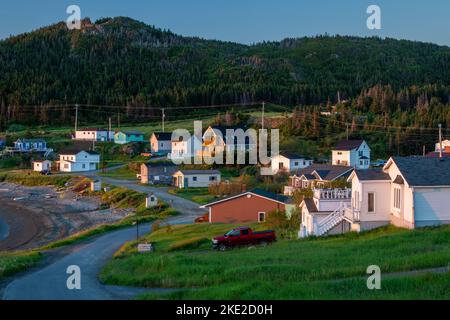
xmin=225 ymin=230 xmax=241 ymax=236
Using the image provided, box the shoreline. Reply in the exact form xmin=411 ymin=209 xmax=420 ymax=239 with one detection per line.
xmin=0 ymin=182 xmax=130 ymax=252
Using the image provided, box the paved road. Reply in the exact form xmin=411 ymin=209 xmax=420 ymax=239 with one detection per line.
xmin=2 ymin=168 xmax=205 ymax=300
xmin=2 ymin=215 xmax=193 ymax=300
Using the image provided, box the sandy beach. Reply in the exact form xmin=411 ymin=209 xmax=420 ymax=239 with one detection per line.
xmin=0 ymin=182 xmax=132 ymax=251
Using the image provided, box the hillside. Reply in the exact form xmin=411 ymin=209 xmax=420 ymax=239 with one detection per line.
xmin=100 ymin=223 xmax=450 ymax=299
xmin=1 ymin=17 xmax=450 ymax=126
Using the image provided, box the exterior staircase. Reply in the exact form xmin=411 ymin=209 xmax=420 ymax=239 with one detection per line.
xmin=314 ymin=205 xmax=345 ymax=236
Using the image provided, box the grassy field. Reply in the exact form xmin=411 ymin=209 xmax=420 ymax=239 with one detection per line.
xmin=0 ymin=171 xmax=72 ymax=187
xmin=167 ymin=187 xmax=216 ymax=205
xmin=100 ymin=224 xmax=450 ymax=299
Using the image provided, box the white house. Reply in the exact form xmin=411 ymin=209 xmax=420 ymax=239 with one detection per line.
xmin=33 ymin=160 xmax=52 ymax=172
xmin=332 ymin=140 xmax=370 ymax=169
xmin=169 ymin=135 xmax=202 ymax=162
xmin=202 ymin=126 xmax=257 ymax=158
xmin=435 ymin=139 xmax=450 ymax=153
xmin=150 ymin=132 xmax=172 ymax=155
xmin=74 ymin=128 xmax=114 ymax=142
xmin=300 ymin=157 xmax=450 ymax=238
xmin=271 ymin=152 xmax=313 ymax=174
xmin=172 ymin=170 xmax=221 ymax=189
xmin=59 ymin=148 xmax=100 ymax=172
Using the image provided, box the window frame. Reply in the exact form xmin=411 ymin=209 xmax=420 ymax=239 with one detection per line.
xmin=368 ymin=192 xmax=375 ymax=213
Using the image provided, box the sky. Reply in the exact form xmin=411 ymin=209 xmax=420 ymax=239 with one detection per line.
xmin=0 ymin=0 xmax=449 ymax=46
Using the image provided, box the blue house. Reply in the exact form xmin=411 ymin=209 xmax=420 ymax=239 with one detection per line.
xmin=14 ymin=139 xmax=48 ymax=152
xmin=114 ymin=131 xmax=144 ymax=144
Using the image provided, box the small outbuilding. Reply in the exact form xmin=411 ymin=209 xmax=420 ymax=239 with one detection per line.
xmin=172 ymin=170 xmax=221 ymax=189
xmin=33 ymin=160 xmax=52 ymax=172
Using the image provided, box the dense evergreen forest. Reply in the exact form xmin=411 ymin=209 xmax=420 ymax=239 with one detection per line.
xmin=0 ymin=16 xmax=449 ymax=135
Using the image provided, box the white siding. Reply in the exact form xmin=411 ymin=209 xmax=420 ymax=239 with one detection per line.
xmin=414 ymin=187 xmax=450 ymax=225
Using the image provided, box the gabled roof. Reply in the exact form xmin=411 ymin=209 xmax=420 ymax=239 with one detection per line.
xmin=294 ymin=164 xmax=353 ymax=181
xmin=59 ymin=148 xmax=99 ymax=156
xmin=302 ymin=198 xmax=318 ymax=213
xmin=200 ymin=188 xmax=290 ymax=208
xmin=352 ymin=169 xmax=391 ymax=181
xmin=278 ymin=151 xmax=311 ymax=160
xmin=333 ymin=139 xmax=365 ymax=151
xmin=152 ymin=132 xmax=172 ymax=141
xmin=385 ymin=156 xmax=450 ymax=187
xmin=16 ymin=138 xmax=46 ymax=143
xmin=176 ymin=170 xmax=221 ymax=175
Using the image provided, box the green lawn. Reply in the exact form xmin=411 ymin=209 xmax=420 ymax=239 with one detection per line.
xmin=100 ymin=224 xmax=450 ymax=299
xmin=167 ymin=187 xmax=216 ymax=205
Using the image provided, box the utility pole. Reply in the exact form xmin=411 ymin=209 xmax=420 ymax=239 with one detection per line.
xmin=346 ymin=123 xmax=349 ymax=140
xmin=162 ymin=108 xmax=166 ymax=132
xmin=74 ymin=104 xmax=78 ymax=133
xmin=262 ymin=101 xmax=265 ymax=130
xmin=439 ymin=123 xmax=443 ymax=159
xmin=108 ymin=117 xmax=112 ymax=141
xmin=423 ymin=145 xmax=426 ymax=156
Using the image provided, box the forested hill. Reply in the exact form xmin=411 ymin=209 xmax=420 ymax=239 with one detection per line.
xmin=1 ymin=16 xmax=450 ymax=113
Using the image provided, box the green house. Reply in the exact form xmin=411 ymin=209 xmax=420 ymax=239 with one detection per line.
xmin=114 ymin=130 xmax=144 ymax=144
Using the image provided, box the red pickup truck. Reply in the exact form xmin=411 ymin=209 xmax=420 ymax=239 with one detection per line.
xmin=212 ymin=227 xmax=276 ymax=251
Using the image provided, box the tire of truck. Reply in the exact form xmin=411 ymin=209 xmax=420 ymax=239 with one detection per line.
xmin=259 ymin=240 xmax=268 ymax=247
xmin=218 ymin=244 xmax=227 ymax=251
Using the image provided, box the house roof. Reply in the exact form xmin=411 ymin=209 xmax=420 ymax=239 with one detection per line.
xmin=207 ymin=126 xmax=254 ymax=143
xmin=117 ymin=130 xmax=143 ymax=136
xmin=152 ymin=132 xmax=172 ymax=141
xmin=387 ymin=156 xmax=450 ymax=187
xmin=59 ymin=148 xmax=99 ymax=156
xmin=144 ymin=161 xmax=177 ymax=169
xmin=16 ymin=138 xmax=46 ymax=143
xmin=333 ymin=139 xmax=365 ymax=151
xmin=200 ymin=188 xmax=290 ymax=208
xmin=294 ymin=164 xmax=353 ymax=181
xmin=278 ymin=151 xmax=311 ymax=160
xmin=302 ymin=198 xmax=318 ymax=212
xmin=176 ymin=170 xmax=221 ymax=175
xmin=78 ymin=128 xmax=109 ymax=132
xmin=426 ymin=151 xmax=450 ymax=158
xmin=353 ymin=169 xmax=391 ymax=181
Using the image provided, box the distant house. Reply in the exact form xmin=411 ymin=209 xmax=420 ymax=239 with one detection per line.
xmin=150 ymin=132 xmax=172 ymax=155
xmin=426 ymin=151 xmax=450 ymax=159
xmin=14 ymin=139 xmax=48 ymax=152
xmin=271 ymin=152 xmax=313 ymax=174
xmin=59 ymin=148 xmax=100 ymax=172
xmin=300 ymin=157 xmax=450 ymax=237
xmin=0 ymin=138 xmax=5 ymax=149
xmin=435 ymin=139 xmax=450 ymax=153
xmin=140 ymin=162 xmax=178 ymax=185
xmin=169 ymin=135 xmax=202 ymax=162
xmin=332 ymin=139 xmax=370 ymax=169
xmin=172 ymin=170 xmax=221 ymax=189
xmin=74 ymin=128 xmax=114 ymax=142
xmin=202 ymin=125 xmax=256 ymax=158
xmin=284 ymin=164 xmax=353 ymax=195
xmin=201 ymin=189 xmax=294 ymax=224
xmin=33 ymin=160 xmax=52 ymax=172
xmin=114 ymin=130 xmax=144 ymax=144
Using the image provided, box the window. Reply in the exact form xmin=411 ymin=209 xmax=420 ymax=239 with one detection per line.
xmin=368 ymin=192 xmax=375 ymax=213
xmin=394 ymin=188 xmax=401 ymax=210
xmin=193 ymin=176 xmax=197 ymax=182
xmin=358 ymin=151 xmax=363 ymax=156
xmin=279 ymin=162 xmax=284 ymax=169
xmin=294 ymin=162 xmax=299 ymax=166
xmin=337 ymin=152 xmax=342 ymax=155
xmin=353 ymin=191 xmax=360 ymax=210
xmin=64 ymin=164 xmax=69 ymax=169
xmin=258 ymin=212 xmax=266 ymax=223
xmin=209 ymin=176 xmax=216 ymax=181
xmin=360 ymin=160 xmax=363 ymax=165
xmin=241 ymin=229 xmax=249 ymax=235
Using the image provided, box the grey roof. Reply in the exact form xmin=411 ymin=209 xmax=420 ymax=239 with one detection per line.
xmin=354 ymin=169 xmax=390 ymax=181
xmin=152 ymin=132 xmax=172 ymax=141
xmin=250 ymin=188 xmax=291 ymax=204
xmin=390 ymin=156 xmax=450 ymax=186
xmin=295 ymin=164 xmax=353 ymax=181
xmin=60 ymin=148 xmax=99 ymax=155
xmin=303 ymin=198 xmax=318 ymax=212
xmin=16 ymin=138 xmax=46 ymax=143
xmin=178 ymin=170 xmax=221 ymax=175
xmin=334 ymin=139 xmax=365 ymax=151
xmin=279 ymin=151 xmax=311 ymax=160
xmin=119 ymin=130 xmax=143 ymax=136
